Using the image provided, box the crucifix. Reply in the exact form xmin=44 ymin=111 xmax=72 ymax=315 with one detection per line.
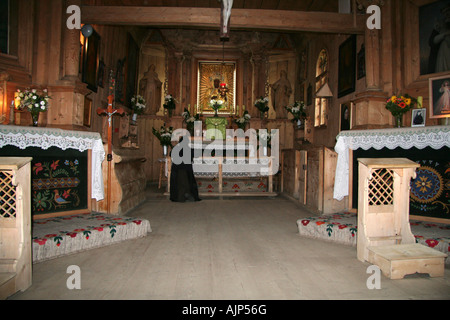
xmin=220 ymin=0 xmax=233 ymax=40
xmin=96 ymin=72 xmax=124 ymax=213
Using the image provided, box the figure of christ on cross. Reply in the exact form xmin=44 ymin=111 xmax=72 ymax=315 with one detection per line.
xmin=97 ymin=95 xmax=124 ymax=213
xmin=220 ymin=0 xmax=233 ymax=39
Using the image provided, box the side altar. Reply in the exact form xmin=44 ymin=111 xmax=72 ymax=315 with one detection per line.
xmin=0 ymin=125 xmax=105 ymax=219
xmin=334 ymin=125 xmax=450 ymax=223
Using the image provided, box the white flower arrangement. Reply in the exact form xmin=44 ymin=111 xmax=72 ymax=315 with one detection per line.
xmin=15 ymin=88 xmax=50 ymax=112
xmin=152 ymin=125 xmax=174 ymax=147
xmin=254 ymin=97 xmax=269 ymax=113
xmin=164 ymin=94 xmax=176 ymax=110
xmin=131 ymin=95 xmax=146 ymax=115
xmin=286 ymin=101 xmax=307 ymax=121
xmin=209 ymin=99 xmax=224 ymax=111
xmin=235 ymin=110 xmax=251 ymax=129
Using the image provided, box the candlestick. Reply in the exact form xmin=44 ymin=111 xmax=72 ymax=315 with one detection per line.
xmin=417 ymin=96 xmax=423 ymax=108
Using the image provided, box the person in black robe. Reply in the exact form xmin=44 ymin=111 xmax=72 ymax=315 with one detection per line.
xmin=170 ymin=135 xmax=201 ymax=202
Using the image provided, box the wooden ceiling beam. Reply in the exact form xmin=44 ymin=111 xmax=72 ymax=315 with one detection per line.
xmin=80 ymin=6 xmax=365 ymax=34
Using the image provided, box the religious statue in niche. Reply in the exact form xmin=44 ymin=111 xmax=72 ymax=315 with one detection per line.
xmin=139 ymin=64 xmax=162 ymax=115
xmin=270 ymin=70 xmax=292 ymax=119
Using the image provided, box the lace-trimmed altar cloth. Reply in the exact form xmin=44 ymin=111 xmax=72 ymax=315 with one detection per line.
xmin=333 ymin=125 xmax=450 ymax=201
xmin=0 ymin=125 xmax=105 ymax=201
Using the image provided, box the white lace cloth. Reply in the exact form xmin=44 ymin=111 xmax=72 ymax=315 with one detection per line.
xmin=333 ymin=125 xmax=450 ymax=201
xmin=0 ymin=125 xmax=105 ymax=201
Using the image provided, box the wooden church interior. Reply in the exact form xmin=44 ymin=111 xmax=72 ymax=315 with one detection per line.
xmin=0 ymin=0 xmax=449 ymax=299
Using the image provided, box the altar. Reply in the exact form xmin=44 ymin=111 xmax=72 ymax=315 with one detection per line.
xmin=167 ymin=134 xmax=279 ymax=197
xmin=333 ymin=125 xmax=450 ymax=222
xmin=0 ymin=125 xmax=105 ymax=219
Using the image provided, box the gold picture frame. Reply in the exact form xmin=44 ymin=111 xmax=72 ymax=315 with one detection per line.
xmin=197 ymin=61 xmax=236 ymax=115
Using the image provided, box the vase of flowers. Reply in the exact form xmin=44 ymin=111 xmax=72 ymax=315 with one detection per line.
xmin=234 ymin=110 xmax=251 ymax=130
xmin=130 ymin=95 xmax=146 ymax=122
xmin=182 ymin=108 xmax=200 ymax=136
xmin=254 ymin=97 xmax=269 ymax=120
xmin=15 ymin=88 xmax=51 ymax=126
xmin=286 ymin=101 xmax=307 ymax=129
xmin=257 ymin=129 xmax=272 ymax=156
xmin=209 ymin=99 xmax=224 ymax=117
xmin=385 ymin=94 xmax=417 ymax=128
xmin=163 ymin=94 xmax=176 ymax=117
xmin=152 ymin=125 xmax=174 ymax=155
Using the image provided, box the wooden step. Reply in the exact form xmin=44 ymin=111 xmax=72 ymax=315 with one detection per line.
xmin=368 ymin=244 xmax=447 ymax=280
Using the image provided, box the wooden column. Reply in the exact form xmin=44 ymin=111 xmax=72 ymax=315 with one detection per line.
xmin=63 ymin=0 xmax=81 ymax=80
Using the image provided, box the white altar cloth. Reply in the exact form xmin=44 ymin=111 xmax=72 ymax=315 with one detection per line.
xmin=333 ymin=125 xmax=450 ymax=201
xmin=0 ymin=125 xmax=105 ymax=201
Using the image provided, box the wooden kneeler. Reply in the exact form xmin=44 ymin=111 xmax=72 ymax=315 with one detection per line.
xmin=357 ymin=158 xmax=447 ymax=279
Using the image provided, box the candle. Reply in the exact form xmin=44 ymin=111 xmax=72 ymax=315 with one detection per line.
xmin=417 ymin=96 xmax=423 ymax=108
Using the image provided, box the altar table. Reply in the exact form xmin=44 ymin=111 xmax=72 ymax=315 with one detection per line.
xmin=0 ymin=125 xmax=105 ymax=216
xmin=333 ymin=125 xmax=450 ymax=220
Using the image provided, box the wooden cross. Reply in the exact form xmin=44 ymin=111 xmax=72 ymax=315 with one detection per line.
xmin=96 ymin=94 xmax=124 ymax=214
xmin=96 ymin=95 xmax=124 ymax=161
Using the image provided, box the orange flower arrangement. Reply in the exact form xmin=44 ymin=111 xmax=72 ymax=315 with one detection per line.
xmin=385 ymin=94 xmax=417 ymax=117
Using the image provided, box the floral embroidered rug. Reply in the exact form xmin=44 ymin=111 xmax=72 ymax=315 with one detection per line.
xmin=297 ymin=212 xmax=450 ymax=264
xmin=32 ymin=212 xmax=151 ymax=263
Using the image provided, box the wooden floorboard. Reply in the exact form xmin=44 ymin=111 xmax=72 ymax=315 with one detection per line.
xmin=8 ymin=188 xmax=450 ymax=301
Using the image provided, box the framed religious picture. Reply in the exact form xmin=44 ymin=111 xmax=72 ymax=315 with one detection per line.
xmin=81 ymin=30 xmax=100 ymax=92
xmin=83 ymin=96 xmax=92 ymax=127
xmin=338 ymin=35 xmax=356 ymax=98
xmin=197 ymin=61 xmax=236 ymax=115
xmin=411 ymin=108 xmax=426 ymax=127
xmin=419 ymin=0 xmax=450 ymax=75
xmin=428 ymin=74 xmax=450 ymax=118
xmin=339 ymin=102 xmax=352 ymax=131
xmin=357 ymin=44 xmax=366 ymax=80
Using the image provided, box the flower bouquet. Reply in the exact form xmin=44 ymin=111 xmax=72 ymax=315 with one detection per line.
xmin=254 ymin=97 xmax=269 ymax=119
xmin=234 ymin=110 xmax=251 ymax=130
xmin=385 ymin=94 xmax=417 ymax=127
xmin=209 ymin=99 xmax=224 ymax=117
xmin=163 ymin=94 xmax=176 ymax=117
xmin=286 ymin=101 xmax=307 ymax=128
xmin=15 ymin=88 xmax=51 ymax=126
xmin=152 ymin=125 xmax=174 ymax=156
xmin=182 ymin=108 xmax=200 ymax=135
xmin=130 ymin=95 xmax=146 ymax=121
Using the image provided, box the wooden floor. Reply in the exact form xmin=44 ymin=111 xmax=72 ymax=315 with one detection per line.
xmin=9 ymin=187 xmax=450 ymax=300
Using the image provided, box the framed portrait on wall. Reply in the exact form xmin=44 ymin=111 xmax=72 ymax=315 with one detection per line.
xmin=197 ymin=61 xmax=236 ymax=115
xmin=419 ymin=0 xmax=450 ymax=75
xmin=338 ymin=35 xmax=356 ymax=98
xmin=429 ymin=74 xmax=450 ymax=118
xmin=339 ymin=102 xmax=352 ymax=131
xmin=81 ymin=30 xmax=100 ymax=93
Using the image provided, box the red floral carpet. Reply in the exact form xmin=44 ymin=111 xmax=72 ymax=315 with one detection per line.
xmin=297 ymin=212 xmax=450 ymax=264
xmin=32 ymin=213 xmax=151 ymax=263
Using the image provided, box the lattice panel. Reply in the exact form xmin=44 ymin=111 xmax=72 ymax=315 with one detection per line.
xmin=0 ymin=170 xmax=16 ymax=218
xmin=368 ymin=168 xmax=394 ymax=206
